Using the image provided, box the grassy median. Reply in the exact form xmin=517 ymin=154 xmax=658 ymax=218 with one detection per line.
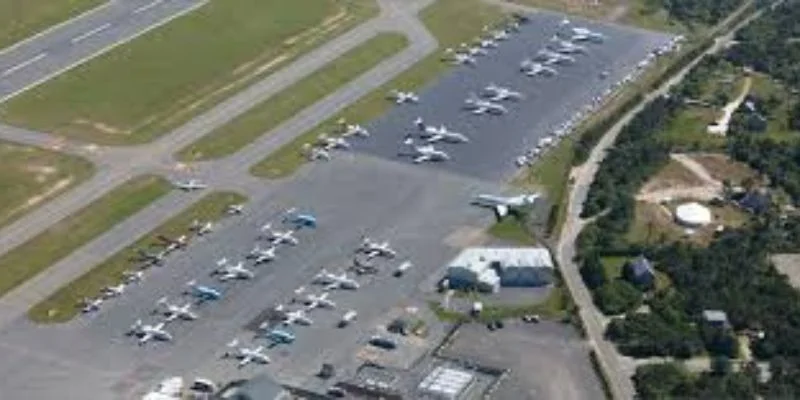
xmin=0 ymin=140 xmax=95 ymax=229
xmin=0 ymin=0 xmax=377 ymax=144
xmin=250 ymin=0 xmax=508 ymax=178
xmin=177 ymin=32 xmax=409 ymax=161
xmin=0 ymin=0 xmax=104 ymax=50
xmin=0 ymin=175 xmax=171 ymax=299
xmin=29 ymin=191 xmax=246 ymax=323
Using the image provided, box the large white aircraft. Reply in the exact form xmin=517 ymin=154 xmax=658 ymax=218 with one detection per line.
xmin=464 ymin=96 xmax=508 ymax=115
xmin=317 ymin=133 xmax=350 ymax=150
xmin=225 ymin=339 xmax=270 ymax=367
xmin=247 ymin=245 xmax=277 ymax=264
xmin=173 ymin=179 xmax=207 ymax=191
xmin=275 ymin=305 xmax=314 ymax=326
xmin=358 ymin=237 xmax=397 ymax=259
xmin=260 ymin=224 xmax=299 ymax=246
xmin=313 ymin=269 xmax=360 ymax=290
xmin=388 ymin=89 xmax=419 ymax=104
xmin=400 ymin=139 xmax=451 ymax=164
xmin=442 ymin=48 xmax=476 ymax=66
xmin=303 ymin=292 xmax=336 ymax=309
xmin=214 ymin=259 xmax=255 ymax=281
xmin=483 ymin=83 xmax=523 ymax=101
xmin=128 ymin=319 xmax=173 ymax=345
xmin=520 ymin=59 xmax=557 ymax=77
xmin=413 ymin=118 xmax=469 ymax=143
xmin=155 ymin=297 xmax=198 ymax=322
xmin=472 ymin=193 xmax=540 ymax=218
xmin=301 ymin=143 xmax=332 ymax=161
xmin=81 ymin=297 xmax=103 ymax=313
xmin=102 ymin=283 xmax=126 ymax=299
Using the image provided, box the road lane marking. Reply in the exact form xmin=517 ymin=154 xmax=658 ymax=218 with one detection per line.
xmin=134 ymin=0 xmax=165 ymax=15
xmin=70 ymin=23 xmax=112 ymax=44
xmin=1 ymin=53 xmax=47 ymax=77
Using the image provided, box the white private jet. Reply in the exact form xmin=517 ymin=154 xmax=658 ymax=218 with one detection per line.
xmin=155 ymin=296 xmax=198 ymax=321
xmin=122 ymin=270 xmax=144 ymax=284
xmin=317 ymin=133 xmax=350 ymax=150
xmin=173 ymin=179 xmax=207 ymax=191
xmin=358 ymin=237 xmax=397 ymax=259
xmin=442 ymin=48 xmax=476 ymax=65
xmin=81 ymin=297 xmax=103 ymax=313
xmin=388 ymin=89 xmax=419 ymax=104
xmin=483 ymin=83 xmax=523 ymax=101
xmin=301 ymin=143 xmax=332 ymax=161
xmin=190 ymin=220 xmax=214 ymax=236
xmin=102 ymin=283 xmax=126 ymax=298
xmin=400 ymin=138 xmax=450 ymax=164
xmin=225 ymin=339 xmax=270 ymax=367
xmin=128 ymin=319 xmax=173 ymax=345
xmin=464 ymin=95 xmax=508 ymax=115
xmin=226 ymin=204 xmax=245 ymax=215
xmin=338 ymin=120 xmax=370 ymax=138
xmin=472 ymin=193 xmax=540 ymax=218
xmin=520 ymin=59 xmax=557 ymax=77
xmin=214 ymin=259 xmax=255 ymax=281
xmin=303 ymin=292 xmax=336 ymax=309
xmin=313 ymin=269 xmax=360 ymax=290
xmin=413 ymin=118 xmax=469 ymax=143
xmin=247 ymin=245 xmax=277 ymax=264
xmin=260 ymin=224 xmax=299 ymax=246
xmin=275 ymin=305 xmax=314 ymax=325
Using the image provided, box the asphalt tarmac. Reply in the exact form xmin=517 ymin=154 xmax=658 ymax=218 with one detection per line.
xmin=354 ymin=12 xmax=673 ymax=181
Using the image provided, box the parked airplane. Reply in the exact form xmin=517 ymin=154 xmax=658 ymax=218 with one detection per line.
xmin=300 ymin=143 xmax=331 ymax=161
xmin=214 ymin=260 xmax=255 ymax=281
xmin=135 ymin=249 xmax=167 ymax=266
xmin=173 ymin=179 xmax=207 ymax=191
xmin=571 ymin=27 xmax=604 ymax=43
xmin=358 ymin=237 xmax=397 ymax=259
xmin=536 ymin=49 xmax=575 ymax=65
xmin=282 ymin=209 xmax=317 ymax=229
xmin=442 ymin=48 xmax=476 ymax=65
xmin=226 ymin=204 xmax=245 ymax=215
xmin=275 ymin=305 xmax=313 ymax=326
xmin=225 ymin=339 xmax=270 ymax=367
xmin=303 ymin=292 xmax=336 ymax=309
xmin=399 ymin=139 xmax=451 ymax=164
xmin=185 ymin=280 xmax=223 ymax=301
xmin=190 ymin=220 xmax=214 ymax=236
xmin=122 ymin=270 xmax=144 ymax=284
xmin=475 ymin=38 xmax=498 ymax=49
xmin=102 ymin=283 xmax=126 ymax=298
xmin=247 ymin=245 xmax=277 ymax=264
xmin=413 ymin=118 xmax=469 ymax=143
xmin=388 ymin=89 xmax=419 ymax=104
xmin=260 ymin=224 xmax=299 ymax=246
xmin=338 ymin=120 xmax=370 ymax=138
xmin=483 ymin=83 xmax=523 ymax=101
xmin=464 ymin=95 xmax=508 ymax=115
xmin=459 ymin=43 xmax=488 ymax=57
xmin=313 ymin=269 xmax=360 ymax=290
xmin=550 ymin=38 xmax=586 ymax=54
xmin=472 ymin=193 xmax=540 ymax=218
xmin=128 ymin=319 xmax=173 ymax=345
xmin=260 ymin=327 xmax=296 ymax=346
xmin=520 ymin=59 xmax=557 ymax=77
xmin=317 ymin=133 xmax=350 ymax=150
xmin=155 ymin=297 xmax=198 ymax=321
xmin=490 ymin=29 xmax=509 ymax=40
xmin=158 ymin=234 xmax=188 ymax=253
xmin=81 ymin=297 xmax=103 ymax=313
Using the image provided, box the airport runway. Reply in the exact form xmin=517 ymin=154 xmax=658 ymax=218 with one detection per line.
xmin=0 ymin=0 xmax=206 ymax=103
xmin=354 ymin=12 xmax=673 ymax=181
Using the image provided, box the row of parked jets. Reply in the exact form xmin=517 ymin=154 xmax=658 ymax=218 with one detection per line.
xmin=123 ymin=208 xmax=317 ymax=347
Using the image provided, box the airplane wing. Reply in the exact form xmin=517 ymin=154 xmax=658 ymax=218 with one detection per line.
xmin=427 ymin=134 xmax=443 ymax=143
xmin=413 ymin=154 xmax=429 ymax=164
xmin=495 ymin=205 xmax=509 ymax=218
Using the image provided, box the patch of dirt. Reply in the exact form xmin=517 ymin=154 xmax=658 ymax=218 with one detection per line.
xmin=23 ymin=164 xmax=57 ymax=183
xmin=73 ymin=119 xmax=128 ymax=135
xmin=637 ymin=153 xmax=723 ymax=203
xmin=690 ymin=153 xmax=759 ymax=185
xmin=771 ymin=254 xmax=800 ymax=289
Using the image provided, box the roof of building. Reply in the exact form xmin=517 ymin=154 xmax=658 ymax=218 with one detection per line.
xmin=739 ymin=190 xmax=771 ymax=214
xmin=448 ymin=247 xmax=554 ymax=271
xmin=418 ymin=366 xmax=474 ymax=398
xmin=629 ymin=256 xmax=654 ymax=278
xmin=675 ymin=202 xmax=712 ymax=226
xmin=702 ymin=309 xmax=729 ymax=324
xmin=216 ymin=374 xmax=288 ymax=400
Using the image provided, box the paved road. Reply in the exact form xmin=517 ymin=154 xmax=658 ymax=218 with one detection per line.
xmin=555 ymin=2 xmax=766 ymax=399
xmin=0 ymin=0 xmax=207 ymax=103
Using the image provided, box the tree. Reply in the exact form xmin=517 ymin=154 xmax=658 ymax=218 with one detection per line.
xmin=594 ymin=280 xmax=642 ymax=315
xmin=580 ymin=253 xmax=606 ymax=289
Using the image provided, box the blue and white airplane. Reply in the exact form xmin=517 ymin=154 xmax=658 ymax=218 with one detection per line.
xmin=282 ymin=208 xmax=317 ymax=229
xmin=260 ymin=327 xmax=296 ymax=347
xmin=184 ymin=280 xmax=223 ymax=301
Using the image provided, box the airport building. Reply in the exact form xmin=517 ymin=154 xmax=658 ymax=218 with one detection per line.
xmin=417 ymin=365 xmax=475 ymax=400
xmin=445 ymin=247 xmax=554 ymax=293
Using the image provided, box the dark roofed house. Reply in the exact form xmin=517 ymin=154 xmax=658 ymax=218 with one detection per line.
xmin=622 ymin=256 xmax=655 ymax=290
xmin=703 ymin=309 xmax=730 ymax=328
xmin=215 ymin=374 xmax=289 ymax=400
xmin=738 ymin=190 xmax=771 ymax=214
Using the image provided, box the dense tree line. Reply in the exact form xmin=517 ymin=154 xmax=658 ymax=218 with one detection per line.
xmin=728 ymin=134 xmax=800 ymax=203
xmin=658 ymin=0 xmax=744 ymax=26
xmin=634 ymin=362 xmax=760 ymax=399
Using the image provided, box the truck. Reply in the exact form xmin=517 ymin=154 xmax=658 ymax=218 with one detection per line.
xmin=337 ymin=310 xmax=358 ymax=328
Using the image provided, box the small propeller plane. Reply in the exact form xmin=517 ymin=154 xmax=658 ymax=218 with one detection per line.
xmin=189 ymin=220 xmax=214 ymax=236
xmin=388 ymin=89 xmax=419 ymax=104
xmin=213 ymin=260 xmax=255 ymax=281
xmin=102 ymin=283 xmax=126 ymax=299
xmin=259 ymin=327 xmax=296 ymax=347
xmin=135 ymin=249 xmax=167 ymax=266
xmin=313 ymin=269 xmax=360 ymax=290
xmin=80 ymin=297 xmax=103 ymax=313
xmin=247 ymin=245 xmax=278 ymax=264
xmin=128 ymin=319 xmax=173 ymax=345
xmin=224 ymin=339 xmax=270 ymax=367
xmin=275 ymin=305 xmax=314 ymax=326
xmin=173 ymin=179 xmax=207 ymax=191
xmin=303 ymin=292 xmax=336 ymax=309
xmin=483 ymin=83 xmax=523 ymax=101
xmin=155 ymin=297 xmax=198 ymax=321
xmin=317 ymin=133 xmax=350 ymax=150
xmin=122 ymin=269 xmax=144 ymax=284
xmin=184 ymin=280 xmax=223 ymax=301
xmin=464 ymin=95 xmax=508 ymax=115
xmin=338 ymin=119 xmax=370 ymax=138
xmin=301 ymin=143 xmax=332 ymax=161
xmin=282 ymin=209 xmax=317 ymax=229
xmin=520 ymin=59 xmax=557 ymax=77
xmin=226 ymin=204 xmax=245 ymax=215
xmin=413 ymin=118 xmax=469 ymax=143
xmin=400 ymin=138 xmax=451 ymax=164
xmin=358 ymin=237 xmax=397 ymax=259
xmin=260 ymin=224 xmax=299 ymax=246
xmin=442 ymin=48 xmax=476 ymax=66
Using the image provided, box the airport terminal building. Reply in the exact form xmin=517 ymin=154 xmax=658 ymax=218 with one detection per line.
xmin=445 ymin=247 xmax=554 ymax=293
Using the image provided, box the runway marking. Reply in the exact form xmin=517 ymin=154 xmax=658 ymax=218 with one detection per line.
xmin=1 ymin=53 xmax=47 ymax=77
xmin=71 ymin=23 xmax=112 ymax=44
xmin=134 ymin=0 xmax=165 ymax=15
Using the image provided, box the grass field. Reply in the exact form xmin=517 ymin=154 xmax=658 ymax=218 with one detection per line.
xmin=177 ymin=33 xmax=409 ymax=161
xmin=0 ymin=0 xmax=104 ymax=50
xmin=0 ymin=141 xmax=94 ymax=229
xmin=0 ymin=0 xmax=378 ymax=144
xmin=0 ymin=175 xmax=171 ymax=300
xmin=431 ymin=285 xmax=573 ymax=323
xmin=488 ymin=216 xmax=539 ymax=245
xmin=250 ymin=0 xmax=508 ymax=178
xmin=29 ymin=191 xmax=246 ymax=323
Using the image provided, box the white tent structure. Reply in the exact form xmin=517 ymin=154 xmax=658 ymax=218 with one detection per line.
xmin=674 ymin=202 xmax=712 ymax=227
